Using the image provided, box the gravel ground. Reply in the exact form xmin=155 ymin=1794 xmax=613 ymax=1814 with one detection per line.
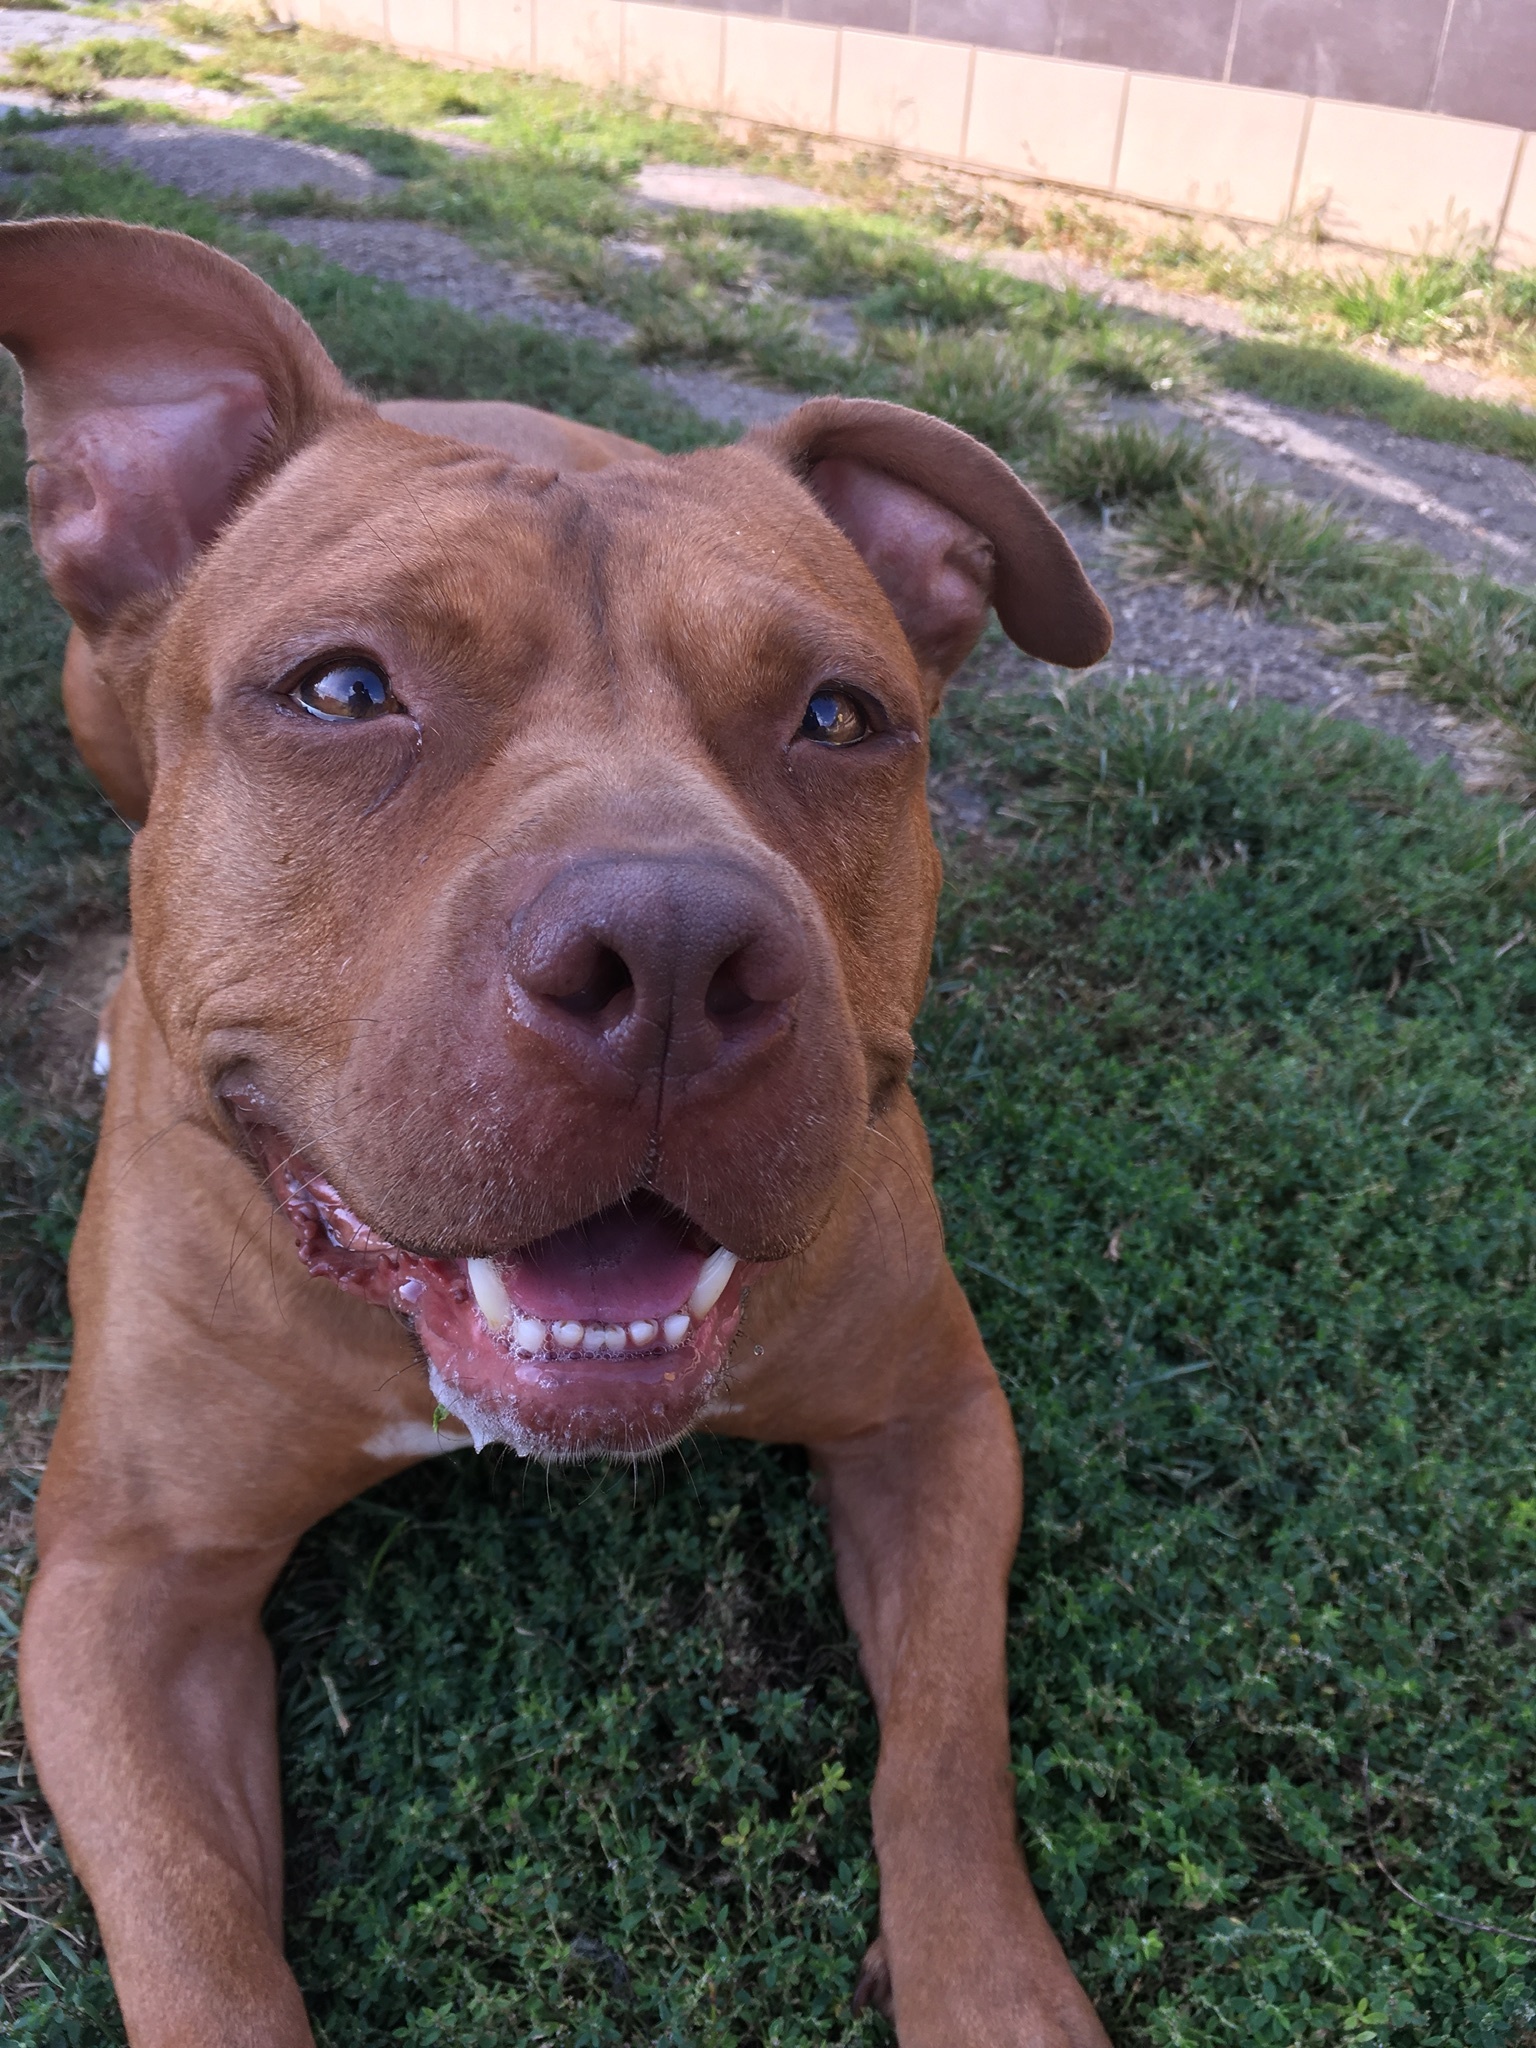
xmin=1062 ymin=510 xmax=1511 ymax=787
xmin=266 ymin=216 xmax=633 ymax=344
xmin=32 ymin=121 xmax=391 ymax=202
xmin=1105 ymin=388 xmax=1536 ymax=585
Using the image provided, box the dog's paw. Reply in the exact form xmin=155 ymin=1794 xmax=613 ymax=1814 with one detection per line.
xmin=852 ymin=1935 xmax=894 ymax=2022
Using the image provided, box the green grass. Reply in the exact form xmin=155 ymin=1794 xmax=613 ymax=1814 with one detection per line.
xmin=1124 ymin=478 xmax=1433 ymax=618
xmin=1036 ymin=421 xmax=1214 ymax=515
xmin=1123 ymin=231 xmax=1536 ymax=396
xmin=0 ymin=469 xmax=125 ymax=1348
xmin=4 ymin=75 xmax=1536 ymax=2047
xmin=8 ymin=674 xmax=1536 ymax=2043
xmin=1331 ymin=582 xmax=1536 ymax=725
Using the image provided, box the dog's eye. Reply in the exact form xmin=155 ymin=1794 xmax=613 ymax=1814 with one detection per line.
xmin=292 ymin=663 xmax=398 ymax=722
xmin=799 ymin=688 xmax=870 ymax=747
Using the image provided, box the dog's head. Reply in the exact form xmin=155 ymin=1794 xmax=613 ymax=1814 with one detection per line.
xmin=2 ymin=219 xmax=1109 ymax=1457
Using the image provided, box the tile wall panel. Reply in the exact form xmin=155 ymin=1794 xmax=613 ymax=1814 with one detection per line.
xmin=1116 ymin=72 xmax=1309 ymax=223
xmin=964 ymin=46 xmax=1125 ymax=189
xmin=534 ymin=0 xmax=623 ymax=82
xmin=1298 ymin=97 xmax=1523 ymax=251
xmin=457 ymin=0 xmax=534 ymax=66
xmin=834 ymin=25 xmax=971 ymax=156
xmin=385 ymin=0 xmax=454 ymax=55
xmin=720 ymin=13 xmax=840 ymax=129
xmin=626 ymin=0 xmax=724 ymax=102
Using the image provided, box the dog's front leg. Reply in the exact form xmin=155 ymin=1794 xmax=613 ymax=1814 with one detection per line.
xmin=813 ymin=1370 xmax=1110 ymax=2047
xmin=22 ymin=1539 xmax=312 ymax=2047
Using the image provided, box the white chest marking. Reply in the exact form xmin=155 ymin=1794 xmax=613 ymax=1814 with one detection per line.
xmin=363 ymin=1418 xmax=474 ymax=1461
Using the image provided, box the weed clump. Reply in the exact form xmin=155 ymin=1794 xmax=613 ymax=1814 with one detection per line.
xmin=1036 ymin=422 xmax=1214 ymax=513
xmin=878 ymin=328 xmax=1077 ymax=456
xmin=1124 ymin=476 xmax=1427 ymax=615
xmin=1331 ymin=580 xmax=1536 ymax=754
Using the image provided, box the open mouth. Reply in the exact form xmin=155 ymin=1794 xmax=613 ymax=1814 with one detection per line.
xmin=239 ymin=1111 xmax=750 ymax=1459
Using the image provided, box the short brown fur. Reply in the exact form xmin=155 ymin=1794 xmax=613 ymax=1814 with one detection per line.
xmin=4 ymin=220 xmax=1112 ymax=2046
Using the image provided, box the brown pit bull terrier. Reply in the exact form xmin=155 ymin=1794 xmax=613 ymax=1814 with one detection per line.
xmin=2 ymin=217 xmax=1114 ymax=2046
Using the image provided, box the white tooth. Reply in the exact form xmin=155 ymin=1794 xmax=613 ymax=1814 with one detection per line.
xmin=687 ymin=1247 xmax=739 ymax=1320
xmin=552 ymin=1319 xmax=584 ymax=1349
xmin=581 ymin=1324 xmax=606 ymax=1353
xmin=601 ymin=1324 xmax=627 ymax=1352
xmin=92 ymin=1035 xmax=111 ymax=1078
xmin=662 ymin=1311 xmax=692 ymax=1347
xmin=512 ymin=1315 xmax=547 ymax=1355
xmin=629 ymin=1319 xmax=658 ymax=1347
xmin=467 ymin=1257 xmax=511 ymax=1332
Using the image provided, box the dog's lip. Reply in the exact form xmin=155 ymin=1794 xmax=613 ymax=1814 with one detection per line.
xmin=220 ymin=1082 xmax=756 ymax=1456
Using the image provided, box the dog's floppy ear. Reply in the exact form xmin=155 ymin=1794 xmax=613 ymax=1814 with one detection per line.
xmin=0 ymin=218 xmax=359 ymax=636
xmin=754 ymin=396 xmax=1111 ymax=696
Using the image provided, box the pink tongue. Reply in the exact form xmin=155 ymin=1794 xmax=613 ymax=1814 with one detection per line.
xmin=498 ymin=1202 xmax=708 ymax=1322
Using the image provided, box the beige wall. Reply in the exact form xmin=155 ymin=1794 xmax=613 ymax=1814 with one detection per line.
xmin=276 ymin=0 xmax=1536 ymax=263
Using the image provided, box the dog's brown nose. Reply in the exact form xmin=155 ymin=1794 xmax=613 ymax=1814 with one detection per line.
xmin=506 ymin=854 xmax=808 ymax=1092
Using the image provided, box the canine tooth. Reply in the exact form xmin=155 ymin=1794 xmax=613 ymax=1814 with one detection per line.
xmin=628 ymin=1319 xmax=658 ymax=1347
xmin=662 ymin=1311 xmax=691 ymax=1347
xmin=601 ymin=1324 xmax=626 ymax=1352
xmin=467 ymin=1257 xmax=512 ymax=1331
xmin=581 ymin=1324 xmax=606 ymax=1353
xmin=687 ymin=1247 xmax=739 ymax=1320
xmin=552 ymin=1319 xmax=584 ymax=1349
xmin=92 ymin=1035 xmax=111 ymax=1079
xmin=512 ymin=1315 xmax=547 ymax=1355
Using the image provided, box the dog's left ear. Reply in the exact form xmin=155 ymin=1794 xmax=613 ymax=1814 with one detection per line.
xmin=0 ymin=217 xmax=358 ymax=636
xmin=756 ymin=396 xmax=1111 ymax=699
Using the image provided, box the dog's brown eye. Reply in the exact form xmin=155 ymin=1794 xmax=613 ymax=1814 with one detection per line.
xmin=800 ymin=688 xmax=870 ymax=747
xmin=292 ymin=663 xmax=398 ymax=722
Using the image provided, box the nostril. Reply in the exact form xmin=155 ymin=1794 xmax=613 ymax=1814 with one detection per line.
xmin=705 ymin=948 xmax=765 ymax=1023
xmin=549 ymin=944 xmax=634 ymax=1020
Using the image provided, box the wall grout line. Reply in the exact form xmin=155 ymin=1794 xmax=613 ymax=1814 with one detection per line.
xmin=957 ymin=41 xmax=975 ymax=165
xmin=1283 ymin=94 xmax=1314 ymax=226
xmin=1493 ymin=127 xmax=1527 ymax=257
xmin=1106 ymin=66 xmax=1130 ymax=193
xmin=829 ymin=26 xmax=842 ymax=138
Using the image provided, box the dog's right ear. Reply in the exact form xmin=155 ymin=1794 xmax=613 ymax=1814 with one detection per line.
xmin=0 ymin=218 xmax=358 ymax=637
